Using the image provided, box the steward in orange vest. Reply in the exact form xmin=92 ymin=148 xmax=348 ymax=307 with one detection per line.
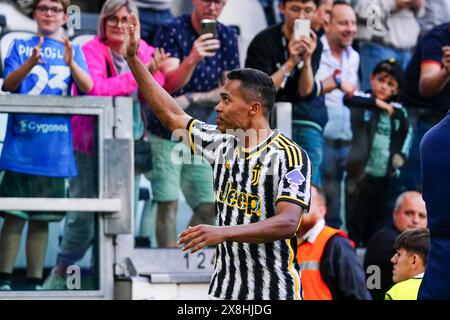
xmin=296 ymin=185 xmax=371 ymax=300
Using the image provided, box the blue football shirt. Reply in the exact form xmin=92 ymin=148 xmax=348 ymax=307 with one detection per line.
xmin=0 ymin=36 xmax=89 ymax=177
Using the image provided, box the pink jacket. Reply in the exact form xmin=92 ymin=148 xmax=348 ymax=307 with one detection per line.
xmin=72 ymin=36 xmax=165 ymax=155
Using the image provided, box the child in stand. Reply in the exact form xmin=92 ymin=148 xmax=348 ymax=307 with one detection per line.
xmin=344 ymin=59 xmax=413 ymax=247
xmin=0 ymin=0 xmax=92 ymax=290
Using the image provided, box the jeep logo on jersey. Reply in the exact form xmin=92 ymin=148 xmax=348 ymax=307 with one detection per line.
xmin=217 ymin=181 xmax=261 ymax=217
xmin=19 ymin=120 xmax=69 ymax=134
xmin=286 ymin=168 xmax=305 ymax=187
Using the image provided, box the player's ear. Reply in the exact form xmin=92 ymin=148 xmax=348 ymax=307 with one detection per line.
xmin=249 ymin=101 xmax=262 ymax=117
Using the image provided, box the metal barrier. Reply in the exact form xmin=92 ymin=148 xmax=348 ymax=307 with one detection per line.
xmin=0 ymin=94 xmax=215 ymax=300
xmin=0 ymin=95 xmax=293 ymax=300
xmin=274 ymin=102 xmax=293 ymax=139
xmin=0 ymin=94 xmax=133 ymax=299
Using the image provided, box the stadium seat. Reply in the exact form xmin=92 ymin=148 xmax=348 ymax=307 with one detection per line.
xmin=0 ymin=31 xmax=34 ymax=73
xmin=0 ymin=78 xmax=6 ymax=95
xmin=70 ymin=33 xmax=95 ymax=47
xmin=0 ymin=2 xmax=37 ymax=33
xmin=218 ymin=0 xmax=268 ymax=66
xmin=0 ymin=15 xmax=6 ymax=34
xmin=74 ymin=13 xmax=100 ymax=36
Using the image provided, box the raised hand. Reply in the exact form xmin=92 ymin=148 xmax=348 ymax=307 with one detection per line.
xmin=29 ymin=36 xmax=44 ymax=66
xmin=63 ymin=37 xmax=73 ymax=67
xmin=148 ymin=47 xmax=171 ymax=75
xmin=122 ymin=12 xmax=141 ymax=60
xmin=299 ymin=30 xmax=317 ymax=65
xmin=188 ymin=33 xmax=220 ymax=64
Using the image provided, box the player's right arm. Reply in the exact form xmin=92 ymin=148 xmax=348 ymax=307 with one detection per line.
xmin=3 ymin=36 xmax=44 ymax=93
xmin=123 ymin=12 xmax=191 ymax=134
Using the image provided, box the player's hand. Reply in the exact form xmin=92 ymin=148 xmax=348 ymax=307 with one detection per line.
xmin=376 ymin=98 xmax=395 ymax=116
xmin=123 ymin=12 xmax=140 ymax=60
xmin=63 ymin=37 xmax=74 ymax=67
xmin=147 ymin=47 xmax=171 ymax=75
xmin=28 ymin=35 xmax=44 ymax=66
xmin=299 ymin=30 xmax=317 ymax=65
xmin=178 ymin=225 xmax=226 ymax=253
xmin=188 ymin=33 xmax=220 ymax=64
xmin=442 ymin=46 xmax=450 ymax=77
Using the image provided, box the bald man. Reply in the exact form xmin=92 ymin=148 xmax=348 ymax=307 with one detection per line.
xmin=363 ymin=191 xmax=428 ymax=300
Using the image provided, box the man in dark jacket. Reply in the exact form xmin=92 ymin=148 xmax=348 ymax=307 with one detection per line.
xmin=398 ymin=23 xmax=450 ymax=192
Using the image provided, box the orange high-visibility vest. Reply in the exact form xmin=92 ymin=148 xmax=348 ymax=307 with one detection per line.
xmin=297 ymin=226 xmax=353 ymax=300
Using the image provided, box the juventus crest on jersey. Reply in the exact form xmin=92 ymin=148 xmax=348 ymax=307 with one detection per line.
xmin=186 ymin=119 xmax=312 ymax=300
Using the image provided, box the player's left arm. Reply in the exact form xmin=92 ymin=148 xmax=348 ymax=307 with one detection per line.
xmin=178 ymin=202 xmax=304 ymax=253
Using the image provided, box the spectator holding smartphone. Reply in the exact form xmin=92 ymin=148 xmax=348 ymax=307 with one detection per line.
xmin=147 ymin=0 xmax=240 ymax=247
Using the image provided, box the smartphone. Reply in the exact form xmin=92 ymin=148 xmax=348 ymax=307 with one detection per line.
xmin=294 ymin=19 xmax=311 ymax=40
xmin=201 ymin=19 xmax=218 ymax=39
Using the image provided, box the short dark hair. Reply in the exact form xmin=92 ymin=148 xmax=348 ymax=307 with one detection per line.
xmin=281 ymin=0 xmax=320 ymax=7
xmin=394 ymin=228 xmax=430 ymax=267
xmin=372 ymin=59 xmax=405 ymax=90
xmin=227 ymin=68 xmax=276 ymax=116
xmin=33 ymin=0 xmax=70 ymax=12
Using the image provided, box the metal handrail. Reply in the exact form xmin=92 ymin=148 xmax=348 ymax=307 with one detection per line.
xmin=0 ymin=198 xmax=121 ymax=212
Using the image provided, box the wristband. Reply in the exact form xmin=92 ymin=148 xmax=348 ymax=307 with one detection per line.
xmin=333 ymin=74 xmax=342 ymax=89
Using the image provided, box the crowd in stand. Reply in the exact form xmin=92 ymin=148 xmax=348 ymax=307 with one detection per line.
xmin=0 ymin=0 xmax=449 ymax=300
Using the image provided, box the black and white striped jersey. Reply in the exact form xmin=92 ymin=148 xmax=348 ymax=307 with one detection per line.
xmin=187 ymin=119 xmax=311 ymax=300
